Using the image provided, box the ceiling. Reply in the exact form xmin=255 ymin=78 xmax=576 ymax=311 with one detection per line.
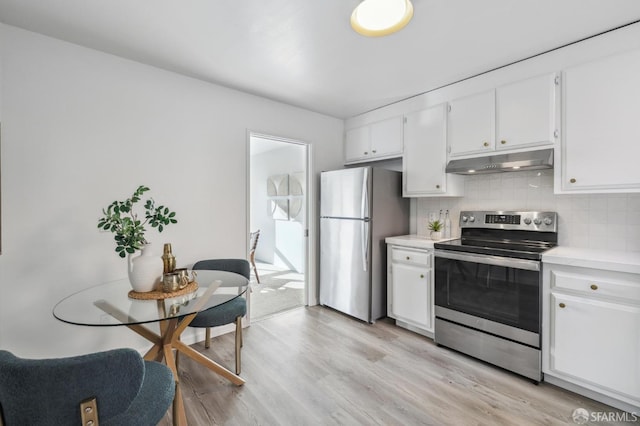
xmin=1 ymin=1 xmax=640 ymax=119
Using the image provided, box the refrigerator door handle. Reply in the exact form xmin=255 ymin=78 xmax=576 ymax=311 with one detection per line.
xmin=362 ymin=218 xmax=369 ymax=271
xmin=361 ymin=167 xmax=369 ymax=220
xmin=361 ymin=168 xmax=369 ymax=272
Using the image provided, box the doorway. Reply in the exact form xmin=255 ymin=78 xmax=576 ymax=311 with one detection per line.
xmin=248 ymin=133 xmax=310 ymax=321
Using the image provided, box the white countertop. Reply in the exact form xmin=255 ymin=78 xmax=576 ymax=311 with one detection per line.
xmin=542 ymin=246 xmax=640 ymax=275
xmin=385 ymin=234 xmax=453 ymax=250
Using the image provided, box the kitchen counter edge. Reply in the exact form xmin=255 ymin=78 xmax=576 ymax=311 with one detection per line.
xmin=385 ymin=235 xmax=454 ymax=250
xmin=542 ymin=246 xmax=640 ymax=275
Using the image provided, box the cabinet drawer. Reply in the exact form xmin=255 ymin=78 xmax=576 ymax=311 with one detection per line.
xmin=391 ymin=247 xmax=431 ymax=266
xmin=550 ymin=270 xmax=640 ymax=302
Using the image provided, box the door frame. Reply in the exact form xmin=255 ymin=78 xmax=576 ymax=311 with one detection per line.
xmin=245 ymin=131 xmax=314 ymax=323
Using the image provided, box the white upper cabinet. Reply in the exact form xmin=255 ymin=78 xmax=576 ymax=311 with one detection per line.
xmin=344 ymin=125 xmax=370 ymax=162
xmin=345 ymin=116 xmax=403 ymax=164
xmin=559 ymin=48 xmax=640 ymax=193
xmin=371 ymin=116 xmax=404 ymax=158
xmin=496 ymin=73 xmax=558 ymax=150
xmin=403 ymin=105 xmax=463 ymax=197
xmin=448 ymin=73 xmax=558 ymax=158
xmin=447 ymin=90 xmax=495 ymax=157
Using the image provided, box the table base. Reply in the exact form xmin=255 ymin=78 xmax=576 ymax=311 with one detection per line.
xmin=95 ymin=301 xmax=245 ymax=426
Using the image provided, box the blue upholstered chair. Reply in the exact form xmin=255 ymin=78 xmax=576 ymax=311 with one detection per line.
xmin=0 ymin=348 xmax=174 ymax=426
xmin=189 ymin=258 xmax=248 ymax=375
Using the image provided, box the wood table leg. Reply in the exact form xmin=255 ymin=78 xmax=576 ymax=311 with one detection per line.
xmin=173 ymin=340 xmax=245 ymax=386
xmin=93 ymin=289 xmax=243 ymax=426
xmin=172 ymin=382 xmax=187 ymax=426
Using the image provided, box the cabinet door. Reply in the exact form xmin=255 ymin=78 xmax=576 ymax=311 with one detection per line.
xmin=403 ymin=105 xmax=463 ymax=197
xmin=344 ymin=125 xmax=370 ymax=163
xmin=550 ymin=293 xmax=640 ymax=401
xmin=448 ymin=90 xmax=495 ymax=156
xmin=496 ymin=73 xmax=557 ymax=150
xmin=370 ymin=116 xmax=403 ymax=158
xmin=391 ymin=262 xmax=430 ymax=329
xmin=561 ymin=49 xmax=640 ymax=192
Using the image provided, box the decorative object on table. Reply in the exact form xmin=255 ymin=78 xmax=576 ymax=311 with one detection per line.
xmin=162 ymin=243 xmax=176 ymax=273
xmin=162 ymin=272 xmax=188 ymax=293
xmin=428 ymin=219 xmax=443 ymax=241
xmin=97 ymin=185 xmax=178 ymax=292
xmin=162 ymin=269 xmax=196 ymax=292
xmin=128 ymin=243 xmax=163 ymax=292
xmin=174 ymin=268 xmax=196 ymax=285
xmin=129 ymin=280 xmax=199 ymax=300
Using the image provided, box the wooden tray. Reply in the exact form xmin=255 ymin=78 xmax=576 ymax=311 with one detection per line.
xmin=128 ymin=281 xmax=199 ymax=300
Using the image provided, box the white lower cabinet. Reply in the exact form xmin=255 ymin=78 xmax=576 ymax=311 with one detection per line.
xmin=387 ymin=245 xmax=433 ymax=336
xmin=543 ymin=263 xmax=640 ymax=410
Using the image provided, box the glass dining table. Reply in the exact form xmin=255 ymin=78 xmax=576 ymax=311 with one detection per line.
xmin=53 ymin=269 xmax=248 ymax=426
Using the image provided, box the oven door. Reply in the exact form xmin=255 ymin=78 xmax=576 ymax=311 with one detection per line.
xmin=434 ymin=250 xmax=541 ymax=337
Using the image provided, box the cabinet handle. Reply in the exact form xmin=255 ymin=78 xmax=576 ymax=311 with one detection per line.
xmin=364 ymin=151 xmax=368 ymax=155
xmin=554 ymin=129 xmax=559 ymax=138
xmin=372 ymin=149 xmax=377 ymax=154
xmin=483 ymin=142 xmax=489 ymax=147
xmin=569 ymin=178 xmax=576 ymax=184
xmin=435 ymin=184 xmax=440 ymax=189
xmin=559 ymin=303 xmax=566 ymax=308
xmin=590 ymin=284 xmax=598 ymax=290
xmin=501 ymin=140 xmax=507 ymax=145
xmin=420 ymin=274 xmax=424 ymax=279
xmin=406 ymin=256 xmax=410 ymax=260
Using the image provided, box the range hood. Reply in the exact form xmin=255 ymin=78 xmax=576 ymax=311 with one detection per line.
xmin=445 ymin=148 xmax=554 ymax=175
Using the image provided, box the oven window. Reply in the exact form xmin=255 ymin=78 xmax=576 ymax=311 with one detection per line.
xmin=434 ymin=257 xmax=540 ymax=333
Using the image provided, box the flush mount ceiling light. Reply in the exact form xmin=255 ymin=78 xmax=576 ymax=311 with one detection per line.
xmin=351 ymin=0 xmax=414 ymax=37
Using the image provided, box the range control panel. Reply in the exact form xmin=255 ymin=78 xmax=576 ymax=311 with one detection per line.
xmin=460 ymin=211 xmax=558 ymax=232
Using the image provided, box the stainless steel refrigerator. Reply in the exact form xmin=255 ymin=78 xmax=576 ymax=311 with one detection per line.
xmin=320 ymin=166 xmax=409 ymax=323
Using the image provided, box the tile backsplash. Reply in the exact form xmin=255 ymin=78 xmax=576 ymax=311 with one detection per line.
xmin=412 ymin=170 xmax=640 ymax=253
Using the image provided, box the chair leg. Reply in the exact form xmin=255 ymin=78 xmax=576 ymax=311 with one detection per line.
xmin=205 ymin=327 xmax=211 ymax=349
xmin=235 ymin=316 xmax=242 ymax=375
xmin=252 ymin=263 xmax=260 ymax=283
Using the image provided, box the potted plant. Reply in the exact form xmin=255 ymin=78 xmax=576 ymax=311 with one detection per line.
xmin=427 ymin=219 xmax=443 ymax=241
xmin=98 ymin=185 xmax=177 ymax=292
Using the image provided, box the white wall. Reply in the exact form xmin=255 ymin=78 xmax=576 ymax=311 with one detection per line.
xmin=0 ymin=24 xmax=343 ymax=357
xmin=412 ymin=171 xmax=640 ymax=252
xmin=250 ymin=141 xmax=306 ymax=272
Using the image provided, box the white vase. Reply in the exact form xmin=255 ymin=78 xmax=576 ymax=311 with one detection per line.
xmin=128 ymin=243 xmax=162 ymax=292
xmin=430 ymin=231 xmax=442 ymax=241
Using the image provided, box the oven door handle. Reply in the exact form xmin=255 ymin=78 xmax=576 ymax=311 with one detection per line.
xmin=434 ymin=250 xmax=540 ymax=271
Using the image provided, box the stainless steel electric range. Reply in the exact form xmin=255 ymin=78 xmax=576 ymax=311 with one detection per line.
xmin=433 ymin=210 xmax=558 ymax=382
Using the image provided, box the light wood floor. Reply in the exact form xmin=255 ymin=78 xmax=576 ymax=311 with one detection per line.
xmin=159 ymin=306 xmax=629 ymax=425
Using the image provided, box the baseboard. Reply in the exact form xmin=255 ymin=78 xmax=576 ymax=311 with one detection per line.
xmin=544 ymin=375 xmax=640 ymax=415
